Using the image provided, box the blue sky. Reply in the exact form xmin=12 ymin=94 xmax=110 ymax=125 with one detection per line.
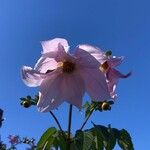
xmin=0 ymin=0 xmax=150 ymax=149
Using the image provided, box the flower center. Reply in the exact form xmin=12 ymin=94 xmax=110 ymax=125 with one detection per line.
xmin=99 ymin=61 xmax=109 ymax=72
xmin=62 ymin=61 xmax=75 ymax=73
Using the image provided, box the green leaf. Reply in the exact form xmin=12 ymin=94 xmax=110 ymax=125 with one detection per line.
xmin=26 ymin=95 xmax=31 ymax=100
xmin=83 ymin=130 xmax=95 ymax=150
xmin=108 ymin=101 xmax=114 ymax=105
xmin=105 ymin=128 xmax=117 ymax=150
xmin=91 ymin=127 xmax=103 ymax=150
xmin=93 ymin=124 xmax=117 ymax=150
xmin=117 ymin=129 xmax=134 ymax=150
xmin=74 ymin=130 xmax=84 ymax=150
xmin=82 ymin=101 xmax=90 ymax=109
xmin=53 ymin=131 xmax=67 ymax=150
xmin=74 ymin=130 xmax=95 ymax=150
xmin=37 ymin=127 xmax=57 ymax=150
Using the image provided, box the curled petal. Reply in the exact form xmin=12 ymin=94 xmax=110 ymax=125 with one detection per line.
xmin=38 ymin=71 xmax=63 ymax=112
xmin=75 ymin=48 xmax=100 ymax=68
xmin=41 ymin=38 xmax=69 ymax=55
xmin=34 ymin=57 xmax=58 ymax=73
xmin=78 ymin=44 xmax=105 ymax=63
xmin=79 ymin=68 xmax=111 ymax=101
xmin=106 ymin=68 xmax=131 ymax=98
xmin=107 ymin=56 xmax=124 ymax=67
xmin=107 ymin=68 xmax=131 ymax=81
xmin=21 ymin=66 xmax=46 ymax=87
xmin=61 ymin=72 xmax=85 ymax=109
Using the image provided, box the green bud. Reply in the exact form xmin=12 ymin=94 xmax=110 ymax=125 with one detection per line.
xmin=26 ymin=96 xmax=31 ymax=100
xmin=101 ymin=102 xmax=111 ymax=111
xmin=105 ymin=50 xmax=112 ymax=56
xmin=22 ymin=100 xmax=31 ymax=108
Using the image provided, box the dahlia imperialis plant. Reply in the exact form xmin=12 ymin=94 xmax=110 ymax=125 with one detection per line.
xmin=21 ymin=38 xmax=133 ymax=150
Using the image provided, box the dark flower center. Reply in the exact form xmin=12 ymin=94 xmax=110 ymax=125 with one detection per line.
xmin=62 ymin=61 xmax=75 ymax=73
xmin=100 ymin=61 xmax=109 ymax=72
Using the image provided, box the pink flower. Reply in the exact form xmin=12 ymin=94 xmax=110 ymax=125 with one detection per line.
xmin=8 ymin=135 xmax=20 ymax=145
xmin=78 ymin=45 xmax=131 ymax=98
xmin=22 ymin=38 xmax=111 ymax=112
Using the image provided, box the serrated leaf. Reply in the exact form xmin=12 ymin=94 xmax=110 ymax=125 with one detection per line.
xmin=93 ymin=124 xmax=109 ymax=140
xmin=105 ymin=128 xmax=116 ymax=150
xmin=74 ymin=130 xmax=84 ymax=150
xmin=93 ymin=124 xmax=117 ymax=150
xmin=83 ymin=130 xmax=94 ymax=150
xmin=37 ymin=127 xmax=57 ymax=150
xmin=91 ymin=127 xmax=103 ymax=150
xmin=53 ymin=131 xmax=67 ymax=150
xmin=74 ymin=130 xmax=95 ymax=150
xmin=117 ymin=129 xmax=134 ymax=150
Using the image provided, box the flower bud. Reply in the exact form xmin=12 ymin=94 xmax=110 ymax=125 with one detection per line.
xmin=21 ymin=100 xmax=31 ymax=108
xmin=101 ymin=102 xmax=111 ymax=111
xmin=105 ymin=50 xmax=112 ymax=56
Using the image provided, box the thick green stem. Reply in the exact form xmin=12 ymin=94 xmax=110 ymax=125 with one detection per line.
xmin=67 ymin=104 xmax=73 ymax=150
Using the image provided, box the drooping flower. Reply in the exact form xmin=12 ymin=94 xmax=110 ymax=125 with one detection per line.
xmin=78 ymin=45 xmax=131 ymax=98
xmin=22 ymin=38 xmax=111 ymax=112
xmin=8 ymin=135 xmax=20 ymax=145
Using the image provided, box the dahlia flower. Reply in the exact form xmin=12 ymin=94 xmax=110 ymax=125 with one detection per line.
xmin=78 ymin=44 xmax=131 ymax=98
xmin=22 ymin=38 xmax=111 ymax=112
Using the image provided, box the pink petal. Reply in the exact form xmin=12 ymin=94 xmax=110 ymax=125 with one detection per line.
xmin=75 ymin=48 xmax=100 ymax=69
xmin=34 ymin=57 xmax=58 ymax=73
xmin=78 ymin=44 xmax=106 ymax=63
xmin=54 ymin=44 xmax=73 ymax=62
xmin=79 ymin=68 xmax=111 ymax=101
xmin=60 ymin=72 xmax=85 ymax=109
xmin=107 ymin=68 xmax=131 ymax=81
xmin=21 ymin=66 xmax=46 ymax=87
xmin=41 ymin=38 xmax=69 ymax=54
xmin=106 ymin=68 xmax=131 ymax=98
xmin=37 ymin=71 xmax=63 ymax=112
xmin=107 ymin=81 xmax=117 ymax=99
xmin=107 ymin=56 xmax=124 ymax=67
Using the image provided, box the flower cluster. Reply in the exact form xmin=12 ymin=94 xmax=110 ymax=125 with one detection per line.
xmin=8 ymin=135 xmax=20 ymax=145
xmin=22 ymin=38 xmax=131 ymax=112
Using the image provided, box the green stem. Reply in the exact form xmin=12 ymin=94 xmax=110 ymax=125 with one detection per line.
xmin=67 ymin=104 xmax=73 ymax=150
xmin=80 ymin=110 xmax=94 ymax=130
xmin=49 ymin=111 xmax=66 ymax=140
xmin=49 ymin=111 xmax=63 ymax=131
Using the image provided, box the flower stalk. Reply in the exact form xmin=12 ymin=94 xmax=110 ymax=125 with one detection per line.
xmin=49 ymin=111 xmax=66 ymax=140
xmin=80 ymin=109 xmax=94 ymax=130
xmin=49 ymin=111 xmax=63 ymax=132
xmin=67 ymin=104 xmax=73 ymax=150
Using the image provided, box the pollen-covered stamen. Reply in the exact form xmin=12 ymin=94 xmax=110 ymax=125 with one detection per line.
xmin=100 ymin=61 xmax=109 ymax=72
xmin=62 ymin=61 xmax=75 ymax=73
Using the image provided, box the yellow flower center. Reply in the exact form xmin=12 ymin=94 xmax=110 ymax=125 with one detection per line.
xmin=99 ymin=61 xmax=109 ymax=72
xmin=62 ymin=61 xmax=75 ymax=73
